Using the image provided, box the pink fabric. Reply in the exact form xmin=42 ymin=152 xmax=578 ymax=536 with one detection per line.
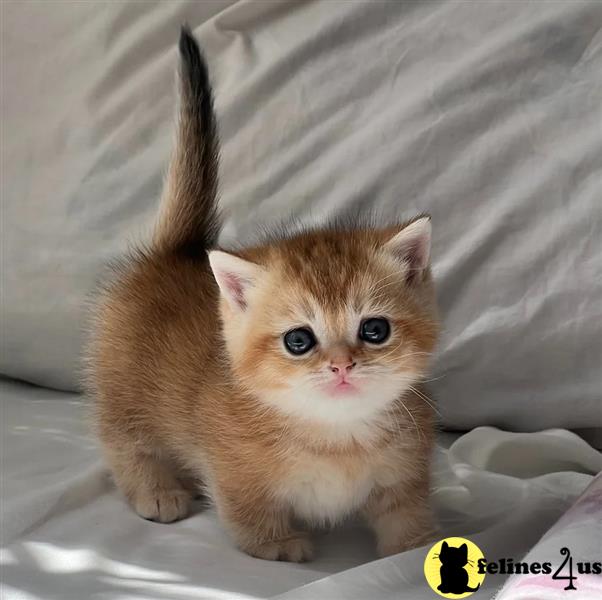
xmin=496 ymin=472 xmax=602 ymax=599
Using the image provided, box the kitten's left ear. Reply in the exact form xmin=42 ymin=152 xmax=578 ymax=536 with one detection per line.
xmin=208 ymin=250 xmax=263 ymax=311
xmin=385 ymin=216 xmax=431 ymax=278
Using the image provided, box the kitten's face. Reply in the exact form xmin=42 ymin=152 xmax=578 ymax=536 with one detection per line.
xmin=210 ymin=219 xmax=438 ymax=424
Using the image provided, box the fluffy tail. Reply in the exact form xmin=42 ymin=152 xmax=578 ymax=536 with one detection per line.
xmin=153 ymin=26 xmax=220 ymax=255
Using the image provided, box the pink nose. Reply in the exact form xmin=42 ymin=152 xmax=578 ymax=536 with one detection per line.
xmin=329 ymin=356 xmax=356 ymax=374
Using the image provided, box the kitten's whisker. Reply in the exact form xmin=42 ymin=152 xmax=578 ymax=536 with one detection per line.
xmin=375 ymin=341 xmax=406 ymax=361
xmin=384 ymin=404 xmax=408 ymax=444
xmin=397 ymin=399 xmax=425 ymax=443
xmin=376 ymin=346 xmax=430 ymax=364
xmin=398 ymin=350 xmax=431 ymax=362
xmin=420 ymin=373 xmax=446 ymax=384
xmin=408 ymin=385 xmax=442 ymax=418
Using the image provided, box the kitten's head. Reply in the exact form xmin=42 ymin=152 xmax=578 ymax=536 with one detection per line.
xmin=209 ymin=217 xmax=438 ymax=425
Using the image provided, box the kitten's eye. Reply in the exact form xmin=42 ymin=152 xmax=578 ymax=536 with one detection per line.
xmin=283 ymin=328 xmax=316 ymax=355
xmin=359 ymin=318 xmax=390 ymax=344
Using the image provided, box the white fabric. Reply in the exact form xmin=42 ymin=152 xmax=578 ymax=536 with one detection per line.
xmin=2 ymin=380 xmax=601 ymax=599
xmin=496 ymin=472 xmax=602 ymax=599
xmin=2 ymin=0 xmax=602 ymax=430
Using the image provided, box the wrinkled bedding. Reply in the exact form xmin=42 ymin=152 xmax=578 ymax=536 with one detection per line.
xmin=2 ymin=380 xmax=601 ymax=599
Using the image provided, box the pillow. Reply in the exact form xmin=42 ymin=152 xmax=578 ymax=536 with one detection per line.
xmin=2 ymin=0 xmax=600 ymax=430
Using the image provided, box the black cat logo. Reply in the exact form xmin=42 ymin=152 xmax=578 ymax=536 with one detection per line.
xmin=437 ymin=541 xmax=481 ymax=594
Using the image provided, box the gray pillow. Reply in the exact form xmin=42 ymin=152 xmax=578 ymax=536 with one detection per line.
xmin=2 ymin=0 xmax=600 ymax=430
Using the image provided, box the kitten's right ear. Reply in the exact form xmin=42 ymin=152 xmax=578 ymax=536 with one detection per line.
xmin=208 ymin=251 xmax=263 ymax=311
xmin=442 ymin=541 xmax=449 ymax=550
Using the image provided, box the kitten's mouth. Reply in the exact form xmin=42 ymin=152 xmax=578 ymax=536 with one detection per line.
xmin=324 ymin=380 xmax=358 ymax=396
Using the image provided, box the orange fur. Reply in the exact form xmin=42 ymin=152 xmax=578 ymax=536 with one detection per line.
xmin=87 ymin=29 xmax=440 ymax=562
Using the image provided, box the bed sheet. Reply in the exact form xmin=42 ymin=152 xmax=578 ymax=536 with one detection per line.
xmin=2 ymin=380 xmax=600 ymax=599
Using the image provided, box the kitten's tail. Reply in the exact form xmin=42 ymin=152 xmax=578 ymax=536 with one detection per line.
xmin=466 ymin=584 xmax=481 ymax=592
xmin=153 ymin=26 xmax=220 ymax=255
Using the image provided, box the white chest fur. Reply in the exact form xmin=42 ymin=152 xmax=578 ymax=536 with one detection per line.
xmin=275 ymin=455 xmax=377 ymax=524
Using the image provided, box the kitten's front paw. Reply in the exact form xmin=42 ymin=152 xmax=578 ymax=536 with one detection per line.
xmin=131 ymin=487 xmax=191 ymax=523
xmin=244 ymin=535 xmax=314 ymax=562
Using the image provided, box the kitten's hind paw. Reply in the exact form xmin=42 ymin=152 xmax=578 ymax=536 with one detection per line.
xmin=244 ymin=535 xmax=314 ymax=562
xmin=132 ymin=486 xmax=191 ymax=523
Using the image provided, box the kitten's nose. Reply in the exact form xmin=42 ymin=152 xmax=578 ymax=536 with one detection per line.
xmin=329 ymin=355 xmax=356 ymax=374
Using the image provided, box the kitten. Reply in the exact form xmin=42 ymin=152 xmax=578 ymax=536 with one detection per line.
xmin=88 ymin=27 xmax=440 ymax=562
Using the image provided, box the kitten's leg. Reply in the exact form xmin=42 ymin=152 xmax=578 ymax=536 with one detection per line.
xmin=363 ymin=484 xmax=438 ymax=557
xmin=105 ymin=444 xmax=191 ymax=523
xmin=214 ymin=487 xmax=313 ymax=562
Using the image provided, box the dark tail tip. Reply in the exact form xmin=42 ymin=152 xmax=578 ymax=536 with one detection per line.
xmin=179 ymin=24 xmax=200 ymax=65
xmin=178 ymin=25 xmax=210 ymax=97
xmin=153 ymin=25 xmax=219 ymax=255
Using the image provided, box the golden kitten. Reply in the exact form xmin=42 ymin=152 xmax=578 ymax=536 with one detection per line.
xmin=88 ymin=27 xmax=439 ymax=562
